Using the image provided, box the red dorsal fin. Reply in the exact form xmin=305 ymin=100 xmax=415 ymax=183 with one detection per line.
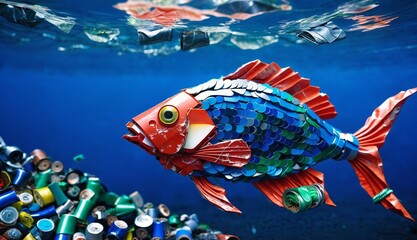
xmin=224 ymin=60 xmax=337 ymax=120
xmin=253 ymin=168 xmax=335 ymax=208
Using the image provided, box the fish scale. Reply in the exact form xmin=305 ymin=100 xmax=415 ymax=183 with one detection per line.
xmin=198 ymin=80 xmax=330 ymax=181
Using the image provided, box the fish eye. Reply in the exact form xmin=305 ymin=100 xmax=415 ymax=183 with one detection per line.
xmin=158 ymin=105 xmax=179 ymax=126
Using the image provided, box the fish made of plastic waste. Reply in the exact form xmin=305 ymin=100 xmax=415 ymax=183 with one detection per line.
xmin=124 ymin=60 xmax=416 ymax=221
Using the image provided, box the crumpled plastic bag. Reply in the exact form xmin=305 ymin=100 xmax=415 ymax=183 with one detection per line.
xmin=0 ymin=2 xmax=43 ymax=27
xmin=84 ymin=25 xmax=120 ymax=43
xmin=0 ymin=0 xmax=75 ymax=33
xmin=297 ymin=21 xmax=346 ymax=45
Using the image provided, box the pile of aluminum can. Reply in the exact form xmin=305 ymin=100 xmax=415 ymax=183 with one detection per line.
xmin=0 ymin=137 xmax=239 ymax=240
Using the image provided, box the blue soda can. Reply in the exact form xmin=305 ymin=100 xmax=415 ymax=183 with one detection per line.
xmin=106 ymin=220 xmax=128 ymax=240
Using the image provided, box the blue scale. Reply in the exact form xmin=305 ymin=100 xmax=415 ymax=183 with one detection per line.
xmin=215 ymin=96 xmax=224 ymax=103
xmin=220 ymin=116 xmax=229 ymax=124
xmin=207 ymin=97 xmax=217 ymax=105
xmin=254 ymin=98 xmax=263 ymax=104
xmin=272 ymin=88 xmax=281 ymax=96
xmin=259 ymin=143 xmax=269 ymax=152
xmin=258 ymin=104 xmax=266 ymax=113
xmin=224 ymin=132 xmax=233 ymax=139
xmin=246 ymin=103 xmax=254 ymax=110
xmin=213 ymin=163 xmax=226 ymax=172
xmin=267 ymin=166 xmax=276 ymax=175
xmin=251 ymin=142 xmax=259 ymax=149
xmin=212 ymin=109 xmax=221 ymax=117
xmin=263 ymin=137 xmax=274 ymax=146
xmin=239 ymin=117 xmax=248 ymax=126
xmin=231 ymin=132 xmax=240 ymax=139
xmin=264 ymin=107 xmax=271 ymax=115
xmin=242 ymin=167 xmax=257 ymax=177
xmin=248 ymin=110 xmax=259 ymax=118
xmin=202 ymin=101 xmax=210 ymax=110
xmin=290 ymin=149 xmax=305 ymax=155
xmin=260 ymin=123 xmax=270 ymax=131
xmin=264 ymin=131 xmax=272 ymax=138
xmin=226 ymin=103 xmax=235 ymax=109
xmin=236 ymin=125 xmax=245 ymax=134
xmin=242 ymin=134 xmax=254 ymax=142
xmin=203 ymin=162 xmax=217 ymax=174
xmin=268 ymin=95 xmax=280 ymax=103
xmin=231 ymin=171 xmax=243 ymax=178
xmin=216 ymin=131 xmax=225 ymax=140
xmin=250 ymin=155 xmax=260 ymax=163
xmin=271 ymin=167 xmax=283 ymax=177
xmin=221 ymin=167 xmax=236 ymax=174
xmin=280 ymin=121 xmax=289 ymax=129
xmin=283 ymin=139 xmax=293 ymax=147
xmin=233 ymin=116 xmax=240 ymax=125
xmin=224 ymin=96 xmax=239 ymax=102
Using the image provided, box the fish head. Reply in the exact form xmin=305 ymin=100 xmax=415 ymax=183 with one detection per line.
xmin=124 ymin=91 xmax=201 ymax=157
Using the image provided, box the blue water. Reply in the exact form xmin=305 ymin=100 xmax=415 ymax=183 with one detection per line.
xmin=1 ymin=0 xmax=417 ymax=239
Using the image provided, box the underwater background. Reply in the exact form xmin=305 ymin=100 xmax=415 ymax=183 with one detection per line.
xmin=1 ymin=0 xmax=417 ymax=239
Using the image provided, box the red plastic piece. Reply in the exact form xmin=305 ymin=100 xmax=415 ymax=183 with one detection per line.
xmin=351 ymin=87 xmax=417 ymax=221
xmin=253 ymin=168 xmax=335 ymax=208
xmin=224 ymin=60 xmax=337 ymax=120
xmin=191 ymin=176 xmax=242 ymax=214
xmin=114 ymin=0 xmax=275 ymax=26
xmin=159 ymin=155 xmax=204 ymax=176
xmin=183 ymin=108 xmax=217 ymax=152
xmin=131 ymin=91 xmax=200 ymax=155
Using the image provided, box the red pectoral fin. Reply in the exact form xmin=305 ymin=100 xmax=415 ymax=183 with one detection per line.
xmin=191 ymin=139 xmax=251 ymax=167
xmin=191 ymin=176 xmax=241 ymax=213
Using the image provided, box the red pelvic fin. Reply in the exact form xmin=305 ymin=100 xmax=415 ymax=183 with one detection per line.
xmin=191 ymin=139 xmax=251 ymax=168
xmin=351 ymin=87 xmax=417 ymax=221
xmin=224 ymin=60 xmax=337 ymax=120
xmin=253 ymin=168 xmax=335 ymax=208
xmin=191 ymin=176 xmax=241 ymax=213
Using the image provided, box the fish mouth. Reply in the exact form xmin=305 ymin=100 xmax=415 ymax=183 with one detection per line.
xmin=124 ymin=121 xmax=155 ymax=153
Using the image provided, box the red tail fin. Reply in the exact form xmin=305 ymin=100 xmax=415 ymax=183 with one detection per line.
xmin=350 ymin=87 xmax=417 ymax=221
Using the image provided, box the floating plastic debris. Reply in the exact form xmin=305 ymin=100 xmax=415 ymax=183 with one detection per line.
xmin=0 ymin=136 xmax=239 ymax=240
xmin=181 ymin=30 xmax=210 ymax=50
xmin=347 ymin=14 xmax=398 ymax=32
xmin=0 ymin=0 xmax=76 ymax=33
xmin=297 ymin=21 xmax=346 ymax=45
xmin=114 ymin=0 xmax=292 ymax=26
xmin=230 ymin=34 xmax=278 ymax=49
xmin=0 ymin=2 xmax=44 ymax=28
xmin=278 ymin=0 xmax=378 ymax=42
xmin=336 ymin=0 xmax=378 ymax=15
xmin=114 ymin=1 xmax=210 ymax=26
xmin=138 ymin=25 xmax=173 ymax=45
xmin=84 ymin=25 xmax=121 ymax=43
xmin=215 ymin=0 xmax=292 ymax=15
xmin=0 ymin=0 xmax=396 ymax=55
